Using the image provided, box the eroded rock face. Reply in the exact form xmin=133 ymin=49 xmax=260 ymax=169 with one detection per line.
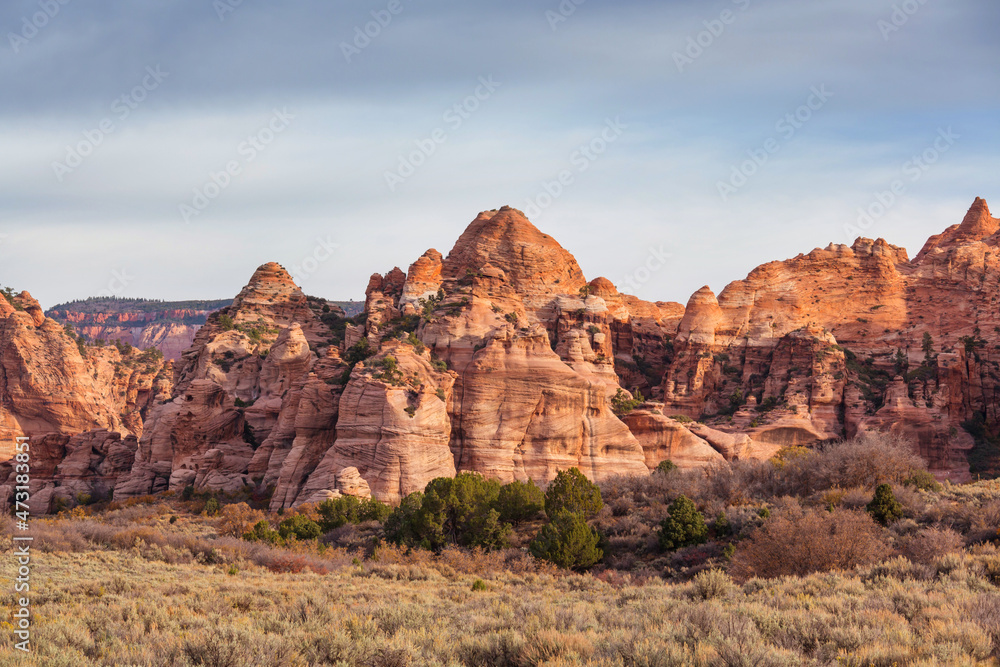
xmin=440 ymin=207 xmax=589 ymax=320
xmin=252 ymin=350 xmax=347 ymax=508
xmin=660 ymin=198 xmax=1000 ymax=481
xmin=9 ymin=199 xmax=1000 ymax=510
xmin=0 ymin=293 xmax=167 ymax=508
xmin=400 ymin=250 xmax=444 ymax=312
xmin=405 ymin=207 xmax=673 ymax=487
xmin=115 ymin=263 xmax=341 ymax=499
xmin=0 ymin=301 xmax=165 ymax=443
xmin=447 ymin=326 xmax=647 ymax=483
xmin=296 ymin=341 xmax=456 ymax=505
xmin=620 ymin=407 xmax=724 ymax=469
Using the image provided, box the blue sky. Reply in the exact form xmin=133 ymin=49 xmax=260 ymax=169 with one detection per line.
xmin=0 ymin=0 xmax=997 ymax=307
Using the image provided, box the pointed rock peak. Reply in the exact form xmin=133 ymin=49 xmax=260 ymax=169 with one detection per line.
xmin=916 ymin=198 xmax=1000 ymax=262
xmin=969 ymin=196 xmax=990 ymax=214
xmin=230 ymin=261 xmax=308 ymax=320
xmin=468 ymin=206 xmax=547 ymax=238
xmin=677 ymin=286 xmax=724 ymax=344
xmin=245 ymin=262 xmax=298 ymax=291
xmin=14 ymin=290 xmax=40 ymax=308
xmin=687 ymin=286 xmax=720 ymax=307
xmin=958 ymin=197 xmax=996 ymax=236
xmin=441 ymin=208 xmax=587 ymax=295
xmin=412 ymin=248 xmax=443 ymax=267
xmin=385 ymin=267 xmax=406 ymax=292
xmin=252 ymin=261 xmax=292 ymax=280
xmin=851 ymin=237 xmax=874 ymax=252
xmin=401 ymin=251 xmax=444 ymax=308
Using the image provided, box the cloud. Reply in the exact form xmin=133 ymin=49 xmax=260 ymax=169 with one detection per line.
xmin=0 ymin=0 xmax=997 ymax=307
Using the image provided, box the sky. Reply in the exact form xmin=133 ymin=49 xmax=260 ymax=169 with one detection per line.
xmin=0 ymin=0 xmax=997 ymax=308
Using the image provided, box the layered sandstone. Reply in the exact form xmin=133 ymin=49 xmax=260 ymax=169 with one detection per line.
xmin=661 ymin=198 xmax=1000 ymax=481
xmin=295 ymin=341 xmax=457 ymax=506
xmin=116 ymin=264 xmax=340 ymax=499
xmin=0 ymin=293 xmax=166 ymax=442
xmin=0 ymin=292 xmax=167 ymax=508
xmin=405 ymin=207 xmax=684 ymax=484
xmin=7 ymin=199 xmax=1000 ymax=510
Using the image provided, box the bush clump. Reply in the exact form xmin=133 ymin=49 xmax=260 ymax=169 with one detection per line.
xmin=383 ymin=491 xmax=424 ymax=547
xmin=203 ymin=497 xmax=220 ymax=517
xmin=383 ymin=473 xmax=598 ymax=553
xmin=418 ymin=474 xmax=510 ymax=550
xmin=217 ymin=503 xmax=267 ymax=537
xmin=545 ymin=468 xmax=603 ymax=519
xmin=242 ymin=520 xmax=281 ymax=545
xmin=495 ymin=479 xmax=545 ymax=526
xmin=656 ymin=460 xmax=678 ymax=474
xmin=730 ymin=507 xmax=890 ymax=580
xmin=529 ymin=511 xmax=604 ymax=570
xmin=384 ymin=473 xmax=510 ymax=551
xmin=611 ymin=388 xmax=643 ymax=415
xmin=277 ymin=514 xmax=322 ymax=541
xmin=867 ymin=483 xmax=904 ymax=525
xmin=316 ymin=496 xmax=391 ymax=532
xmin=779 ymin=432 xmax=926 ymax=494
xmin=658 ymin=495 xmax=707 ymax=551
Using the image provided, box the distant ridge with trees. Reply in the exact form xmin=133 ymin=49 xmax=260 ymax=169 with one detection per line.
xmin=46 ymin=297 xmax=364 ymax=318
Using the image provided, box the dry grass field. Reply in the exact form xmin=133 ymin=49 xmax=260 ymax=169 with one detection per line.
xmin=1 ymin=501 xmax=1000 ymax=665
xmin=2 ymin=532 xmax=1000 ymax=665
xmin=5 ymin=435 xmax=1000 ymax=666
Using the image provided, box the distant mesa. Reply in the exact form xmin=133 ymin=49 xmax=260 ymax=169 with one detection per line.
xmin=45 ymin=297 xmax=364 ymax=361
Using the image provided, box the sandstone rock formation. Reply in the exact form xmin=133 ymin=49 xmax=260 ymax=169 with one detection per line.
xmin=115 ymin=263 xmax=343 ymax=500
xmin=401 ymin=207 xmax=679 ymax=485
xmin=111 ymin=207 xmax=695 ymax=505
xmin=620 ymin=407 xmax=724 ymax=469
xmin=6 ymin=198 xmax=1000 ymax=510
xmin=660 ymin=198 xmax=1000 ymax=481
xmin=0 ymin=291 xmax=168 ymax=509
xmin=295 ymin=341 xmax=456 ymax=506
